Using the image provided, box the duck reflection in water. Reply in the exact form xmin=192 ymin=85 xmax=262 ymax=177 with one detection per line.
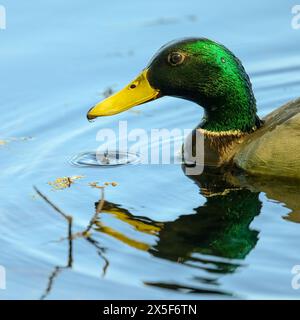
xmin=41 ymin=167 xmax=300 ymax=298
xmin=92 ymin=162 xmax=300 ymax=294
xmin=42 ymin=172 xmax=300 ymax=299
xmin=90 ymin=170 xmax=261 ymax=294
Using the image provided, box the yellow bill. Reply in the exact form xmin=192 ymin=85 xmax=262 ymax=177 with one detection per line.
xmin=87 ymin=69 xmax=160 ymax=120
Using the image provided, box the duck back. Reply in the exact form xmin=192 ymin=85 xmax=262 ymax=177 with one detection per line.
xmin=234 ymin=98 xmax=300 ymax=179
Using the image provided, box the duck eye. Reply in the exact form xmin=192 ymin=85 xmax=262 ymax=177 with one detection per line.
xmin=168 ymin=52 xmax=185 ymax=66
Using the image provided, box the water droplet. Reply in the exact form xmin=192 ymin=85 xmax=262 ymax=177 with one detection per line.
xmin=70 ymin=151 xmax=140 ymax=167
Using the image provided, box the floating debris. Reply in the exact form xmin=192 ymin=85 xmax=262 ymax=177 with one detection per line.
xmin=101 ymin=150 xmax=110 ymax=164
xmin=0 ymin=140 xmax=7 ymax=146
xmin=0 ymin=136 xmax=33 ymax=147
xmin=89 ymin=181 xmax=118 ymax=189
xmin=48 ymin=175 xmax=85 ymax=190
xmin=89 ymin=182 xmax=104 ymax=189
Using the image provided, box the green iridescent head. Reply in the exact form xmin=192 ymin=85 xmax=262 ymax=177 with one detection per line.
xmin=88 ymin=38 xmax=260 ymax=132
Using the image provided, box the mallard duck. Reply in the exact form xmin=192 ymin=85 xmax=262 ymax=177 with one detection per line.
xmin=87 ymin=38 xmax=300 ymax=180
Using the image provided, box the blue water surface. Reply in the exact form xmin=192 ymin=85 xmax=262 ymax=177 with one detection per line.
xmin=0 ymin=0 xmax=300 ymax=299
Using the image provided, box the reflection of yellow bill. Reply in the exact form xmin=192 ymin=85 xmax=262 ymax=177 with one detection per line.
xmin=87 ymin=69 xmax=160 ymax=120
xmin=95 ymin=222 xmax=150 ymax=251
xmin=106 ymin=208 xmax=162 ymax=235
xmin=94 ymin=202 xmax=163 ymax=251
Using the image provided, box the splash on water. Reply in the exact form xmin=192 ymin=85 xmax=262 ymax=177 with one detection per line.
xmin=70 ymin=150 xmax=140 ymax=167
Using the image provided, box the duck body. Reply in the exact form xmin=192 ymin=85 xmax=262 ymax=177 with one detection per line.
xmin=196 ymin=98 xmax=300 ymax=179
xmin=233 ymin=98 xmax=300 ymax=179
xmin=87 ymin=37 xmax=300 ymax=180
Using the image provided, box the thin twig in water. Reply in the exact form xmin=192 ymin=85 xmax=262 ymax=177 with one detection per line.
xmin=35 ymin=187 xmax=74 ymax=300
xmin=35 ymin=184 xmax=109 ymax=299
xmin=83 ymin=187 xmax=105 ymax=235
xmin=33 ymin=186 xmax=72 ymax=222
xmin=40 ymin=266 xmax=63 ymax=300
xmin=67 ymin=217 xmax=73 ymax=267
xmin=86 ymin=236 xmax=109 ymax=277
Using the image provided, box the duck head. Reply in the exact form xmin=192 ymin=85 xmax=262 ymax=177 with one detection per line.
xmin=87 ymin=38 xmax=260 ymax=132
